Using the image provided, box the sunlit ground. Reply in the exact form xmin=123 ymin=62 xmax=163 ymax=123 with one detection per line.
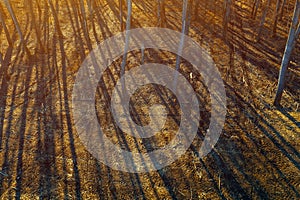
xmin=0 ymin=0 xmax=299 ymax=199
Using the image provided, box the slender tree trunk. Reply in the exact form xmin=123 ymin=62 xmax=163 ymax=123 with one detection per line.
xmin=193 ymin=0 xmax=200 ymax=21
xmin=0 ymin=52 xmax=3 ymax=66
xmin=3 ymin=0 xmax=31 ymax=56
xmin=257 ymin=0 xmax=271 ymax=42
xmin=0 ymin=3 xmax=12 ymax=45
xmin=272 ymin=0 xmax=282 ymax=36
xmin=65 ymin=0 xmax=85 ymax=59
xmin=120 ymin=0 xmax=132 ymax=92
xmin=3 ymin=0 xmax=23 ymax=42
xmin=223 ymin=0 xmax=232 ymax=39
xmin=274 ymin=0 xmax=300 ymax=106
xmin=157 ymin=0 xmax=167 ymax=27
xmin=279 ymin=0 xmax=287 ymax=20
xmin=27 ymin=0 xmax=44 ymax=51
xmin=186 ymin=0 xmax=193 ymax=34
xmin=120 ymin=0 xmax=125 ymax=31
xmin=87 ymin=0 xmax=99 ymax=43
xmin=173 ymin=0 xmax=189 ymax=89
xmin=251 ymin=0 xmax=261 ymax=19
xmin=79 ymin=0 xmax=92 ymax=50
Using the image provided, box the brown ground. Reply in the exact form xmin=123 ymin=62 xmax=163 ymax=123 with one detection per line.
xmin=0 ymin=0 xmax=299 ymax=199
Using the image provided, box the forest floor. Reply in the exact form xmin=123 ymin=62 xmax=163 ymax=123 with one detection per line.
xmin=0 ymin=0 xmax=299 ymax=199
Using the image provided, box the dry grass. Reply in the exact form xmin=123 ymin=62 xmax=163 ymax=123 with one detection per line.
xmin=0 ymin=0 xmax=299 ymax=199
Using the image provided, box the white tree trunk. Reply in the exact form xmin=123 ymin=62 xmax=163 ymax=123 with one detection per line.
xmin=120 ymin=0 xmax=132 ymax=92
xmin=0 ymin=3 xmax=12 ymax=45
xmin=173 ymin=0 xmax=188 ymax=90
xmin=251 ymin=0 xmax=261 ymax=19
xmin=3 ymin=0 xmax=23 ymax=42
xmin=120 ymin=0 xmax=124 ymax=31
xmin=257 ymin=0 xmax=271 ymax=41
xmin=274 ymin=0 xmax=300 ymax=106
xmin=272 ymin=0 xmax=282 ymax=35
xmin=157 ymin=0 xmax=167 ymax=27
xmin=223 ymin=0 xmax=232 ymax=39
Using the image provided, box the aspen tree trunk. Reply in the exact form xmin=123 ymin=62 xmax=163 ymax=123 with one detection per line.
xmin=47 ymin=0 xmax=63 ymax=37
xmin=87 ymin=0 xmax=98 ymax=43
xmin=273 ymin=0 xmax=281 ymax=36
xmin=186 ymin=0 xmax=193 ymax=34
xmin=0 ymin=3 xmax=12 ymax=45
xmin=3 ymin=0 xmax=31 ymax=56
xmin=173 ymin=0 xmax=189 ymax=90
xmin=257 ymin=0 xmax=271 ymax=41
xmin=223 ymin=0 xmax=232 ymax=39
xmin=274 ymin=0 xmax=300 ymax=106
xmin=120 ymin=0 xmax=132 ymax=92
xmin=27 ymin=0 xmax=44 ymax=51
xmin=3 ymin=0 xmax=23 ymax=42
xmin=157 ymin=0 xmax=167 ymax=27
xmin=65 ymin=0 xmax=85 ymax=59
xmin=251 ymin=0 xmax=261 ymax=19
xmin=120 ymin=0 xmax=125 ymax=31
xmin=79 ymin=0 xmax=92 ymax=50
xmin=192 ymin=0 xmax=200 ymax=21
xmin=279 ymin=0 xmax=287 ymax=20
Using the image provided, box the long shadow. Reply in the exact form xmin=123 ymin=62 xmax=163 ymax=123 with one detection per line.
xmin=0 ymin=45 xmax=13 ymax=151
xmin=64 ymin=0 xmax=86 ymax=61
xmin=90 ymin=4 xmax=164 ymax=197
xmin=1 ymin=0 xmax=299 ymax=199
xmin=225 ymin=83 xmax=300 ymax=196
xmin=0 ymin=48 xmax=21 ymax=197
xmin=48 ymin=1 xmax=83 ymax=199
xmin=278 ymin=108 xmax=300 ymax=128
xmin=227 ymin=82 xmax=300 ymax=166
xmin=14 ymin=57 xmax=34 ymax=199
xmin=192 ymin=0 xmax=300 ymax=101
xmin=35 ymin=52 xmax=58 ymax=198
xmin=230 ymin=110 xmax=300 ymax=197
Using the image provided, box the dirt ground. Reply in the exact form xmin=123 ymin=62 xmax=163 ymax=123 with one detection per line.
xmin=0 ymin=0 xmax=299 ymax=199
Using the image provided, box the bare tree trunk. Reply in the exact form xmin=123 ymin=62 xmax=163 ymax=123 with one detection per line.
xmin=87 ymin=0 xmax=100 ymax=44
xmin=27 ymin=0 xmax=44 ymax=51
xmin=65 ymin=0 xmax=86 ymax=59
xmin=0 ymin=52 xmax=3 ymax=66
xmin=223 ymin=0 xmax=232 ymax=39
xmin=157 ymin=0 xmax=167 ymax=27
xmin=3 ymin=0 xmax=24 ymax=42
xmin=120 ymin=0 xmax=125 ymax=31
xmin=120 ymin=0 xmax=132 ymax=92
xmin=256 ymin=0 xmax=271 ymax=42
xmin=79 ymin=0 xmax=92 ymax=50
xmin=274 ymin=0 xmax=300 ymax=106
xmin=193 ymin=0 xmax=200 ymax=21
xmin=3 ymin=0 xmax=31 ymax=57
xmin=251 ymin=0 xmax=261 ymax=19
xmin=47 ymin=0 xmax=63 ymax=37
xmin=279 ymin=0 xmax=287 ymax=20
xmin=0 ymin=3 xmax=12 ymax=45
xmin=186 ymin=0 xmax=193 ymax=34
xmin=272 ymin=0 xmax=282 ymax=36
xmin=173 ymin=0 xmax=189 ymax=89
